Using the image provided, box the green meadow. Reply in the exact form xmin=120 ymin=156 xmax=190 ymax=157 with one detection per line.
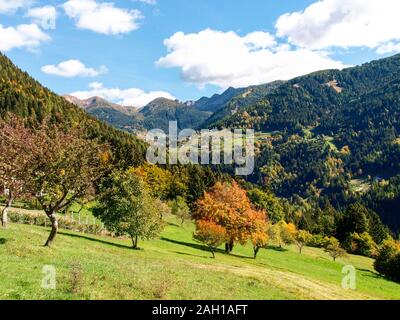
xmin=1 ymin=215 xmax=400 ymax=300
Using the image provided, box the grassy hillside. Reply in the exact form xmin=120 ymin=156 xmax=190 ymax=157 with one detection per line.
xmin=1 ymin=217 xmax=400 ymax=300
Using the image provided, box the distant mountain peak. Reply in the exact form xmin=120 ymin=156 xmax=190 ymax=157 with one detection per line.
xmin=148 ymin=97 xmax=178 ymax=104
xmin=63 ymin=95 xmax=134 ymax=115
xmin=86 ymin=96 xmax=108 ymax=104
xmin=63 ymin=95 xmax=85 ymax=107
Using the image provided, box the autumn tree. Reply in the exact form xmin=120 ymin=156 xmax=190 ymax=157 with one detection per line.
xmin=194 ymin=181 xmax=267 ymax=254
xmin=130 ymin=164 xmax=173 ymax=200
xmin=250 ymin=210 xmax=269 ymax=259
xmin=248 ymin=188 xmax=284 ymax=224
xmin=157 ymin=199 xmax=172 ymax=219
xmin=294 ymin=230 xmax=312 ymax=254
xmin=0 ymin=115 xmax=34 ymax=227
xmin=94 ymin=170 xmax=165 ymax=249
xmin=26 ymin=121 xmax=109 ymax=247
xmin=345 ymin=232 xmax=378 ymax=258
xmin=323 ymin=236 xmax=341 ymax=248
xmin=268 ymin=221 xmax=296 ymax=248
xmin=171 ymin=196 xmax=191 ymax=226
xmin=193 ymin=220 xmax=227 ymax=258
xmin=325 ymin=238 xmax=347 ymax=262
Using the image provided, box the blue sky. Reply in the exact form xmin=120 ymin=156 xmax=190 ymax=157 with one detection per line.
xmin=1 ymin=0 xmax=399 ymax=106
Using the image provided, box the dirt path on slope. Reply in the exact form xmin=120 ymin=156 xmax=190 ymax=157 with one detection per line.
xmin=188 ymin=262 xmax=373 ymax=300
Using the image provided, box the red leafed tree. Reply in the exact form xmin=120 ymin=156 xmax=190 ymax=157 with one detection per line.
xmin=26 ymin=120 xmax=110 ymax=247
xmin=0 ymin=114 xmax=109 ymax=246
xmin=194 ymin=181 xmax=268 ymax=255
xmin=0 ymin=115 xmax=35 ymax=227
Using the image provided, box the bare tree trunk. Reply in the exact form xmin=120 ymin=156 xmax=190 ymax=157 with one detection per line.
xmin=225 ymin=240 xmax=234 ymax=254
xmin=1 ymin=198 xmax=12 ymax=228
xmin=45 ymin=211 xmax=58 ymax=247
xmin=228 ymin=240 xmax=234 ymax=253
xmin=225 ymin=243 xmax=229 ymax=253
xmin=253 ymin=246 xmax=260 ymax=259
xmin=131 ymin=235 xmax=138 ymax=249
xmin=210 ymin=247 xmax=215 ymax=259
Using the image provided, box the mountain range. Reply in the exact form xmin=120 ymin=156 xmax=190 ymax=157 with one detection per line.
xmin=63 ymin=80 xmax=290 ymax=133
xmin=64 ymin=95 xmax=213 ymax=132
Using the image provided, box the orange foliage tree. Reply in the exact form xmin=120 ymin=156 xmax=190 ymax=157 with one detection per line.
xmin=194 ymin=220 xmax=227 ymax=258
xmin=249 ymin=210 xmax=269 ymax=258
xmin=194 ymin=181 xmax=268 ymax=255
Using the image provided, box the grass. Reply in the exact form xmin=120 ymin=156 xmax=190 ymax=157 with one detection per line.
xmin=66 ymin=202 xmax=102 ymax=226
xmin=323 ymin=135 xmax=339 ymax=152
xmin=350 ymin=178 xmax=371 ymax=194
xmin=1 ymin=216 xmax=400 ymax=300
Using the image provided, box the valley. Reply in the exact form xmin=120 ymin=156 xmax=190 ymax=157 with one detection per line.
xmin=2 ymin=52 xmax=400 ymax=301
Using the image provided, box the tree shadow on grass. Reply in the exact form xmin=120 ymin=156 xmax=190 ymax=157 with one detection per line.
xmin=161 ymin=237 xmax=252 ymax=259
xmin=357 ymin=268 xmax=387 ymax=280
xmin=172 ymin=251 xmax=209 ymax=259
xmin=265 ymin=245 xmax=289 ymax=252
xmin=161 ymin=237 xmax=228 ymax=255
xmin=0 ymin=238 xmax=7 ymax=245
xmin=229 ymin=253 xmax=254 ymax=260
xmin=58 ymin=231 xmax=133 ymax=251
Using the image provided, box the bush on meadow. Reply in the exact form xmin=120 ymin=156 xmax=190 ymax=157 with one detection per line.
xmin=8 ymin=210 xmax=106 ymax=236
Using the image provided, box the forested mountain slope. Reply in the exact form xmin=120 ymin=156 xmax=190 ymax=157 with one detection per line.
xmin=212 ymin=54 xmax=400 ymax=131
xmin=140 ymin=98 xmax=211 ymax=131
xmin=65 ymin=95 xmax=211 ymax=132
xmin=209 ymin=54 xmax=400 ymax=233
xmin=0 ymin=53 xmax=147 ymax=168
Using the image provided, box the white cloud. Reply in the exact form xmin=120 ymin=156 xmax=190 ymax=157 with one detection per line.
xmin=70 ymin=82 xmax=175 ymax=107
xmin=243 ymin=31 xmax=276 ymax=50
xmin=26 ymin=6 xmax=57 ymax=30
xmin=376 ymin=42 xmax=400 ymax=55
xmin=136 ymin=0 xmax=156 ymax=5
xmin=157 ymin=29 xmax=347 ymax=89
xmin=276 ymin=0 xmax=400 ymax=52
xmin=0 ymin=23 xmax=50 ymax=52
xmin=0 ymin=0 xmax=32 ymax=14
xmin=41 ymin=60 xmax=107 ymax=77
xmin=62 ymin=0 xmax=142 ymax=35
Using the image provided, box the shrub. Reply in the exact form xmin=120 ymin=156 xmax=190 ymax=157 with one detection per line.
xmin=8 ymin=210 xmax=107 ymax=236
xmin=374 ymin=240 xmax=400 ymax=283
xmin=69 ymin=262 xmax=84 ymax=295
xmin=307 ymin=234 xmax=326 ymax=248
xmin=307 ymin=235 xmax=340 ymax=249
xmin=345 ymin=232 xmax=378 ymax=258
xmin=150 ymin=273 xmax=174 ymax=299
